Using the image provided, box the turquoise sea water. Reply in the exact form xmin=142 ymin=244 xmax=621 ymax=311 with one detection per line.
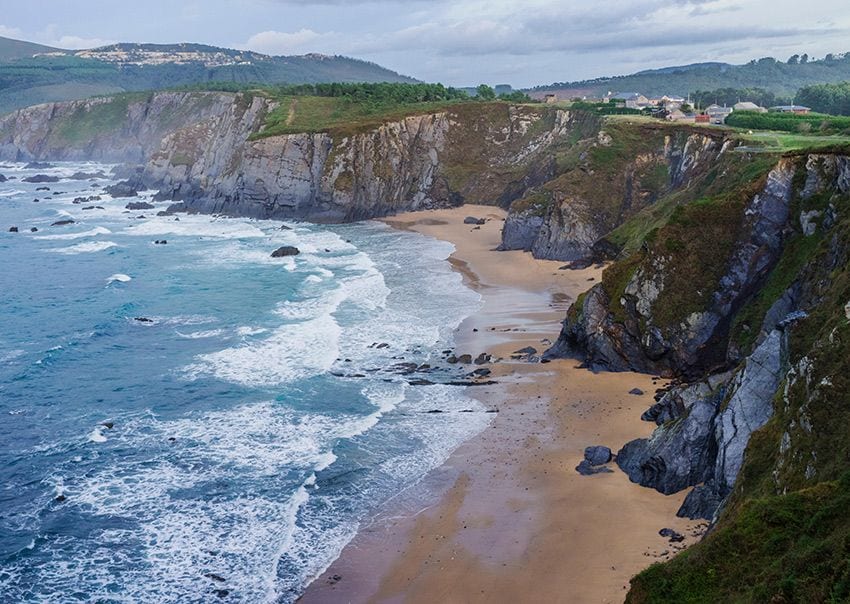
xmin=0 ymin=162 xmax=488 ymax=602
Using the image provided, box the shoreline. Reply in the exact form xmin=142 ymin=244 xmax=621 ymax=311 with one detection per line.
xmin=301 ymin=205 xmax=703 ymax=603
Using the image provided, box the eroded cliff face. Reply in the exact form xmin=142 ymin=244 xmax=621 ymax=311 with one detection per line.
xmin=0 ymin=91 xmax=238 ymax=163
xmin=142 ymin=102 xmax=576 ymax=222
xmin=498 ymin=124 xmax=731 ymax=261
xmin=550 ymin=152 xmax=850 ymax=533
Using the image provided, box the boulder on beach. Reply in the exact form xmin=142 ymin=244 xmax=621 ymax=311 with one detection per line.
xmin=474 ymin=353 xmax=491 ymax=365
xmin=464 ymin=216 xmax=486 ymax=225
xmin=659 ymin=527 xmax=685 ymax=542
xmin=24 ymin=175 xmax=59 ymax=183
xmin=455 ymin=353 xmax=473 ymax=364
xmin=584 ymin=445 xmax=613 ymax=466
xmin=575 ymin=460 xmax=614 ymax=476
xmin=629 ymin=388 xmax=645 ymax=396
xmin=271 ymin=246 xmax=300 ymax=258
xmin=513 ymin=346 xmax=538 ymax=355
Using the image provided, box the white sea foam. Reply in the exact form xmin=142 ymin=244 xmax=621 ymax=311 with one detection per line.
xmin=88 ymin=428 xmax=107 ymax=443
xmin=175 ymin=329 xmax=225 ymax=340
xmin=49 ymin=401 xmax=385 ymax=603
xmin=185 ymin=314 xmax=341 ymax=387
xmin=35 ymin=226 xmax=112 ymax=241
xmin=236 ymin=326 xmax=268 ymax=337
xmin=124 ymin=216 xmax=266 ymax=239
xmin=49 ymin=241 xmax=118 ymax=254
xmin=106 ymin=273 xmax=132 ymax=284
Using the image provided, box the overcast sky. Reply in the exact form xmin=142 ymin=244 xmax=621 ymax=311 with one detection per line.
xmin=3 ymin=0 xmax=849 ymax=87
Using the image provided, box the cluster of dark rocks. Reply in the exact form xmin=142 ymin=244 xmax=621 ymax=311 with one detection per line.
xmin=22 ymin=174 xmax=59 ymax=184
xmin=463 ymin=216 xmax=486 ymax=225
xmin=576 ymin=445 xmax=615 ymax=476
xmin=73 ymin=195 xmax=102 ymax=204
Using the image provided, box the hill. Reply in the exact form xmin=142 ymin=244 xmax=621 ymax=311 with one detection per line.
xmin=0 ymin=36 xmax=62 ymax=62
xmin=531 ymin=55 xmax=850 ymax=99
xmin=0 ymin=36 xmax=417 ymax=114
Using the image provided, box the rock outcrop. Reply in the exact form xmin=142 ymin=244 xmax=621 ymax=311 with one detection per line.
xmin=0 ymin=91 xmax=238 ymax=163
xmin=499 ymin=126 xmax=732 ymax=262
xmin=548 ymin=157 xmax=795 ymax=378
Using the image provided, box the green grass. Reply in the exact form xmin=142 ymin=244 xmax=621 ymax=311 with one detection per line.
xmin=255 ymin=95 xmax=473 ymax=138
xmin=53 ymin=93 xmax=150 ymax=143
xmin=735 ymin=130 xmax=850 ymax=152
xmin=628 ymin=475 xmax=850 ymax=604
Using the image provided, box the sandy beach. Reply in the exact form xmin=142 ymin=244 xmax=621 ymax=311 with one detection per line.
xmin=301 ymin=205 xmax=702 ymax=604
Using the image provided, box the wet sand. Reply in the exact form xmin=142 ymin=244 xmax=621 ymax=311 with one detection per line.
xmin=301 ymin=205 xmax=702 ymax=604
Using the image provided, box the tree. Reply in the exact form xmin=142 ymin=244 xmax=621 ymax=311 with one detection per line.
xmin=787 ymin=54 xmax=800 ymax=65
xmin=801 ymin=53 xmax=809 ymax=64
xmin=475 ymin=84 xmax=496 ymax=100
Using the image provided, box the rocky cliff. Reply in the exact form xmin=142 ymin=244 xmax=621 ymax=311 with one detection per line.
xmin=498 ymin=122 xmax=732 ymax=261
xmin=0 ymin=91 xmax=238 ymax=163
xmin=0 ymin=90 xmax=600 ymax=222
xmin=141 ymin=101 xmax=580 ymax=222
xmin=554 ymin=150 xmax=850 ymax=601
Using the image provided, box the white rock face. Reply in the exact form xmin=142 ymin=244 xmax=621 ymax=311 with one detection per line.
xmin=715 ymin=329 xmax=784 ymax=491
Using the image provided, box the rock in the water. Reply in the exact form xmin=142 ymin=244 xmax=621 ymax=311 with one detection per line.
xmin=22 ymin=174 xmax=59 ymax=183
xmin=0 ymin=174 xmax=6 ymax=182
xmin=25 ymin=162 xmax=53 ymax=169
xmin=271 ymin=245 xmax=300 ymax=258
xmin=473 ymin=368 xmax=492 ymax=377
xmin=576 ymin=460 xmax=614 ymax=476
xmin=50 ymin=219 xmax=75 ymax=226
xmin=629 ymin=388 xmax=645 ymax=395
xmin=464 ymin=216 xmax=486 ymax=225
xmin=154 ymin=240 xmax=168 ymax=245
xmin=204 ymin=573 xmax=226 ymax=583
xmin=69 ymin=171 xmax=106 ymax=180
xmin=30 ymin=227 xmax=38 ymax=232
xmin=8 ymin=226 xmax=18 ymax=232
xmin=105 ymin=182 xmax=139 ymax=198
xmin=584 ymin=445 xmax=613 ymax=466
xmin=133 ymin=317 xmax=155 ymax=323
xmin=126 ymin=201 xmax=155 ymax=210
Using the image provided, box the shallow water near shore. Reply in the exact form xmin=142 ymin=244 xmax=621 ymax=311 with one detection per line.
xmin=0 ymin=163 xmax=489 ymax=602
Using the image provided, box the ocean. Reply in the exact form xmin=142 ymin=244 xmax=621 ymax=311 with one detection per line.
xmin=0 ymin=162 xmax=489 ymax=602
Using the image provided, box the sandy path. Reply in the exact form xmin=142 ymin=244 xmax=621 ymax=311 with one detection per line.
xmin=301 ymin=205 xmax=702 ymax=604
